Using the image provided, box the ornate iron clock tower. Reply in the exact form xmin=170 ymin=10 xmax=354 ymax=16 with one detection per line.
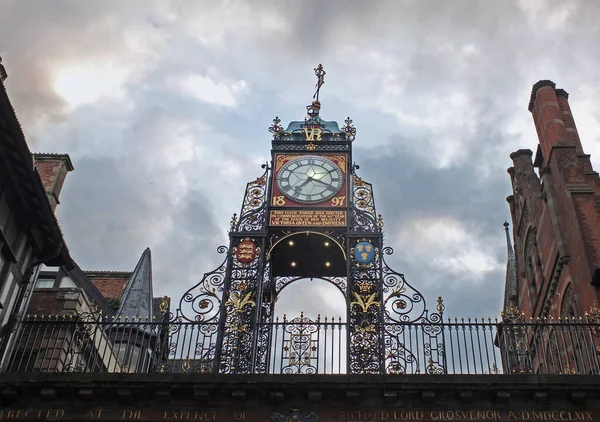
xmin=170 ymin=65 xmax=444 ymax=375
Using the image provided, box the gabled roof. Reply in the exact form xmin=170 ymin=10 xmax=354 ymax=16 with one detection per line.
xmin=0 ymin=65 xmax=71 ymax=267
xmin=116 ymin=248 xmax=153 ymax=320
xmin=85 ymin=271 xmax=132 ymax=299
xmin=63 ymin=262 xmax=115 ymax=316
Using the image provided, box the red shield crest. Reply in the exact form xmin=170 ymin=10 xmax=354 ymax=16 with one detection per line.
xmin=236 ymin=240 xmax=256 ymax=263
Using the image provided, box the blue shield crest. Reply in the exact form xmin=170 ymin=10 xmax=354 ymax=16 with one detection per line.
xmin=354 ymin=241 xmax=375 ymax=264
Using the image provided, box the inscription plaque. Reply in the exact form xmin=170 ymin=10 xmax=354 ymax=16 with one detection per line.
xmin=269 ymin=210 xmax=346 ymax=227
xmin=0 ymin=408 xmax=595 ymax=422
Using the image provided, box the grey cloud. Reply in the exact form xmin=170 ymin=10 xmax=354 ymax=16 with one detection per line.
xmin=1 ymin=0 xmax=599 ymax=322
xmin=1 ymin=1 xmax=131 ymax=125
xmin=56 ymin=156 xmax=161 ymax=269
xmin=152 ymin=189 xmax=223 ymax=298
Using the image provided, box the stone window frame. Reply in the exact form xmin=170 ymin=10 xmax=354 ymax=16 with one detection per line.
xmin=558 ymin=282 xmax=589 ymax=374
xmin=523 ymin=227 xmax=543 ymax=311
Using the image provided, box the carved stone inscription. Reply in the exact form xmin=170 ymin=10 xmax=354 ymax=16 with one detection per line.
xmin=0 ymin=408 xmax=595 ymax=422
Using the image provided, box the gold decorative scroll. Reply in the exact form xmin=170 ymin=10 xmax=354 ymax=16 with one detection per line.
xmin=275 ymin=155 xmax=295 ymax=171
xmin=326 ymin=155 xmax=347 ymax=172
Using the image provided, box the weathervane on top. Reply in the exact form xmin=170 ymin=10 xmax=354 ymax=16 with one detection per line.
xmin=313 ymin=64 xmax=326 ymax=102
xmin=307 ymin=64 xmax=326 ymax=120
xmin=268 ymin=63 xmax=356 ymax=142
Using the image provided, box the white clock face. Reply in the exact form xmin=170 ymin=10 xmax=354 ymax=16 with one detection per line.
xmin=276 ymin=156 xmax=344 ymax=204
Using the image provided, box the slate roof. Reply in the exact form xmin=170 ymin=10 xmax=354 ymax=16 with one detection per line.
xmin=0 ymin=60 xmax=71 ymax=267
xmin=116 ymin=248 xmax=153 ymax=320
xmin=64 ymin=262 xmax=115 ymax=316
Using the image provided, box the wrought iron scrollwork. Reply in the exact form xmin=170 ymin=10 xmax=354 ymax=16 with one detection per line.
xmin=349 ymin=291 xmax=382 ymax=373
xmin=383 ymin=334 xmax=418 ymax=374
xmin=174 ymin=246 xmax=229 ymax=323
xmin=218 ymin=290 xmax=257 ymax=374
xmin=267 ymin=230 xmax=346 ymax=257
xmin=500 ymin=305 xmax=531 ymax=374
xmin=272 ymin=131 xmax=347 ymax=143
xmin=233 ymin=165 xmax=269 ymax=233
xmin=275 ymin=276 xmax=347 ymax=296
xmin=275 ymin=142 xmax=350 ymax=151
xmin=347 ymin=239 xmax=383 ymax=374
xmin=350 ymin=174 xmax=378 ymax=233
xmin=158 ymin=322 xmax=218 ymax=374
xmin=382 ymin=247 xmax=433 ymax=323
xmin=380 ymin=246 xmax=445 ymax=374
xmin=342 ymin=117 xmax=356 ymax=141
xmin=254 ymin=262 xmax=273 ymax=374
xmin=64 ymin=309 xmax=102 ymax=373
xmin=280 ymin=315 xmax=319 ymax=374
xmin=218 ymin=238 xmax=264 ymax=374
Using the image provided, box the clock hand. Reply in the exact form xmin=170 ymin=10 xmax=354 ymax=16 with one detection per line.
xmin=313 ymin=168 xmax=337 ymax=181
xmin=311 ymin=178 xmax=331 ymax=187
xmin=293 ymin=177 xmax=313 ymax=191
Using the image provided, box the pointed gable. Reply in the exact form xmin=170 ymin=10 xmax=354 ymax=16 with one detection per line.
xmin=116 ymin=248 xmax=154 ymax=320
xmin=86 ymin=271 xmax=132 ymax=299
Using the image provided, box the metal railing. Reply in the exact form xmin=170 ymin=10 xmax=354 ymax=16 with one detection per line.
xmin=4 ymin=314 xmax=600 ymax=375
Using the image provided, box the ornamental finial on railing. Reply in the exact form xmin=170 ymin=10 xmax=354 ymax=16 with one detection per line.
xmin=586 ymin=302 xmax=600 ymax=324
xmin=268 ymin=116 xmax=284 ymax=136
xmin=437 ymin=296 xmax=445 ymax=313
xmin=377 ymin=214 xmax=384 ymax=231
xmin=230 ymin=213 xmax=238 ymax=231
xmin=159 ymin=296 xmax=170 ymax=314
xmin=342 ymin=117 xmax=356 ymax=141
xmin=501 ymin=305 xmax=525 ymax=323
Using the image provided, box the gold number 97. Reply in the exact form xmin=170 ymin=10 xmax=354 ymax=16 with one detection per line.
xmin=331 ymin=196 xmax=345 ymax=206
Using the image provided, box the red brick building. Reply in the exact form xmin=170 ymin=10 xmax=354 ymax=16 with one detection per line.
xmin=505 ymin=80 xmax=600 ymax=320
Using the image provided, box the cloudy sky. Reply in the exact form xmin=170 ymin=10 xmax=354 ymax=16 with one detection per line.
xmin=1 ymin=0 xmax=599 ymax=320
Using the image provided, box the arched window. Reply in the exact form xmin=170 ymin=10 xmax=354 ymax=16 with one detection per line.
xmin=524 ymin=229 xmax=541 ymax=311
xmin=524 ymin=230 xmax=537 ymax=290
xmin=558 ymin=284 xmax=588 ymax=374
xmin=560 ymin=284 xmax=577 ymax=320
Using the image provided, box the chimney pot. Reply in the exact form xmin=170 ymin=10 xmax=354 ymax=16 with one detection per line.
xmin=32 ymin=153 xmax=74 ymax=211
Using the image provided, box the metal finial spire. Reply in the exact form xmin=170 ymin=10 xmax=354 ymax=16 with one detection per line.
xmin=503 ymin=221 xmax=514 ymax=256
xmin=313 ymin=64 xmax=326 ymax=101
xmin=0 ymin=57 xmax=7 ymax=82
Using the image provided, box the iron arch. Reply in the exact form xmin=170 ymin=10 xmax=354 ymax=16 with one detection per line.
xmin=268 ymin=231 xmax=346 ymax=278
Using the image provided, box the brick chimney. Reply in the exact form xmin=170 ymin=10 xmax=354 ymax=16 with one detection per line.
xmin=528 ymin=80 xmax=585 ymax=167
xmin=33 ymin=153 xmax=74 ymax=211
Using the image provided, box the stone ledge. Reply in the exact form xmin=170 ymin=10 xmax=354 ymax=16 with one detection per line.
xmin=1 ymin=373 xmax=599 ymax=407
xmin=567 ymin=183 xmax=594 ymax=194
